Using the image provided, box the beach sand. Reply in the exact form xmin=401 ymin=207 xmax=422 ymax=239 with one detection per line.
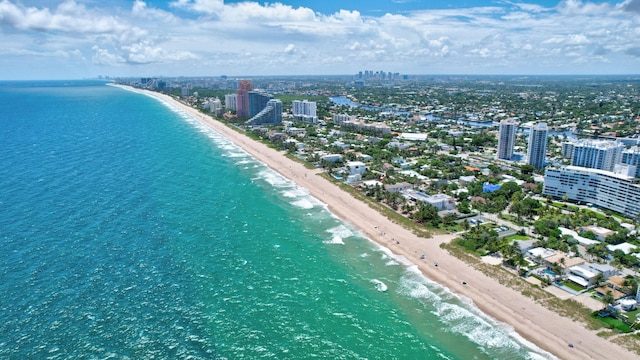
xmin=124 ymin=85 xmax=637 ymax=360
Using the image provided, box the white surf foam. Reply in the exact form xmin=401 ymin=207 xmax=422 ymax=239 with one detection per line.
xmin=291 ymin=199 xmax=314 ymax=209
xmin=397 ymin=268 xmax=556 ymax=359
xmin=370 ymin=279 xmax=388 ymax=292
xmin=327 ymin=224 xmax=354 ymax=239
xmin=255 ymin=169 xmax=290 ymax=188
xmin=323 ymin=236 xmax=345 ymax=245
xmin=324 ymin=225 xmax=354 ymax=245
xmin=281 ymin=187 xmax=309 ymax=198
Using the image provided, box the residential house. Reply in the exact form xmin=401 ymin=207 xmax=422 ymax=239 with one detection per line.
xmin=595 ymin=275 xmax=633 ymax=302
xmin=582 ymin=225 xmax=615 ymax=241
xmin=345 ymin=161 xmax=367 ymax=176
xmin=567 ymin=263 xmax=618 ymax=288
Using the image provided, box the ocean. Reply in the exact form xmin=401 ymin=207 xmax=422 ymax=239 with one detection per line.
xmin=0 ymin=81 xmax=553 ymax=359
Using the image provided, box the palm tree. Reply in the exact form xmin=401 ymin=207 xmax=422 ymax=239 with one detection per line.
xmin=593 ymin=272 xmax=605 ymax=288
xmin=602 ymin=291 xmax=615 ymax=306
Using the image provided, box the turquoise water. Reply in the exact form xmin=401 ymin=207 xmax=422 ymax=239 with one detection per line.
xmin=0 ymin=81 xmax=553 ymax=359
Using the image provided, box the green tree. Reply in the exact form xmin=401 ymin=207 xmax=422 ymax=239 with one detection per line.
xmin=520 ymin=164 xmax=535 ymax=175
xmin=442 ymin=213 xmax=458 ymax=226
xmin=602 ymin=290 xmax=615 ymax=305
xmin=412 ymin=203 xmax=441 ymax=227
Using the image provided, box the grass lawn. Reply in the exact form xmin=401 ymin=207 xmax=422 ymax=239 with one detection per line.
xmin=498 ymin=213 xmax=528 ymax=226
xmin=506 ymin=234 xmax=529 ymax=241
xmin=625 ymin=309 xmax=640 ymax=324
xmin=561 ymin=280 xmax=585 ymax=292
xmin=550 ymin=201 xmax=579 ymax=212
xmin=594 ymin=314 xmax=634 ymax=333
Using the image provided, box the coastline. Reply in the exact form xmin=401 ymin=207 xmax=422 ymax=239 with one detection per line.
xmin=118 ymin=85 xmax=637 ymax=359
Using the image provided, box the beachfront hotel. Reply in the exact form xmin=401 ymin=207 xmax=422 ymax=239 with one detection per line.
xmin=527 ymin=122 xmax=548 ymax=169
xmin=543 ymin=165 xmax=640 ymax=219
xmin=497 ymin=118 xmax=518 ymax=160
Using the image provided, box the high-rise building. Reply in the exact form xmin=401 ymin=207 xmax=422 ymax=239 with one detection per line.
xmin=333 ymin=114 xmax=355 ymax=124
xmin=292 ymin=100 xmax=318 ymax=123
xmin=497 ymin=118 xmax=518 ymax=160
xmin=527 ymin=122 xmax=548 ymax=169
xmin=224 ymin=93 xmax=237 ymax=111
xmin=248 ymin=91 xmax=273 ymax=118
xmin=570 ymin=139 xmax=624 ymax=172
xmin=236 ymin=80 xmax=253 ymax=118
xmin=621 ymin=146 xmax=640 ymax=177
xmin=561 ymin=141 xmax=575 ymax=159
xmin=205 ymin=98 xmax=223 ymax=117
xmin=544 ymin=166 xmax=640 ymax=218
xmin=246 ymin=99 xmax=282 ymax=125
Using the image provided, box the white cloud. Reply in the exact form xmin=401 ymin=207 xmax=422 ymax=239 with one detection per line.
xmin=91 ymin=45 xmax=126 ymax=66
xmin=132 ymin=0 xmax=179 ymax=23
xmin=283 ymin=43 xmax=296 ymax=54
xmin=557 ymin=0 xmax=617 ymax=15
xmin=1 ymin=0 xmax=639 ymax=78
xmin=122 ymin=41 xmax=200 ymax=64
xmin=0 ymin=0 xmax=129 ymax=33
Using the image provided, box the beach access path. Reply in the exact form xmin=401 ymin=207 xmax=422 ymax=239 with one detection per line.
xmin=122 ymin=85 xmax=637 ymax=360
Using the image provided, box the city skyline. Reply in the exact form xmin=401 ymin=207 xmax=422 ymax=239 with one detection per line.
xmin=1 ymin=0 xmax=640 ymax=80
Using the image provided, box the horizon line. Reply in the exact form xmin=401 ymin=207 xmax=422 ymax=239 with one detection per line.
xmin=3 ymin=73 xmax=640 ymax=82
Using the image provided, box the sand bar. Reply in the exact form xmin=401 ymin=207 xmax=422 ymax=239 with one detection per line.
xmin=121 ymin=85 xmax=637 ymax=360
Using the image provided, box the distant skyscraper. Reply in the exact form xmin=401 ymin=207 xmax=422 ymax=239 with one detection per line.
xmin=497 ymin=118 xmax=518 ymax=160
xmin=236 ymin=80 xmax=252 ymax=118
xmin=571 ymin=139 xmax=624 ymax=172
xmin=527 ymin=122 xmax=548 ymax=169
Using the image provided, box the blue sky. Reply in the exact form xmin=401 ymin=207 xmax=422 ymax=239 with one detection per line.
xmin=0 ymin=0 xmax=639 ymax=79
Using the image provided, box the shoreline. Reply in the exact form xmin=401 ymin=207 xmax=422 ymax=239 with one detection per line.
xmin=119 ymin=85 xmax=637 ymax=359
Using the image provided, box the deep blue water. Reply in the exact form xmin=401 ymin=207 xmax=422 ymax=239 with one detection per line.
xmin=0 ymin=81 xmax=553 ymax=359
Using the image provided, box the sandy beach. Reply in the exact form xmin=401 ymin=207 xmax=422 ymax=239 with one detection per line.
xmin=123 ymin=85 xmax=637 ymax=359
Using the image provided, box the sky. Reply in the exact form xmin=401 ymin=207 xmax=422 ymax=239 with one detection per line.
xmin=1 ymin=0 xmax=639 ymax=79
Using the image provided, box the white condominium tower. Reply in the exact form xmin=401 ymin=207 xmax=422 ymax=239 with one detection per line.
xmin=570 ymin=139 xmax=624 ymax=172
xmin=292 ymin=100 xmax=318 ymax=123
xmin=527 ymin=122 xmax=548 ymax=169
xmin=621 ymin=145 xmax=640 ymax=177
xmin=544 ymin=166 xmax=640 ymax=218
xmin=497 ymin=118 xmax=518 ymax=160
xmin=224 ymin=93 xmax=237 ymax=111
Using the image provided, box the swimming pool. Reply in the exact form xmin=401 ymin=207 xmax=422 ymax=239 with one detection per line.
xmin=543 ymin=269 xmax=558 ymax=277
